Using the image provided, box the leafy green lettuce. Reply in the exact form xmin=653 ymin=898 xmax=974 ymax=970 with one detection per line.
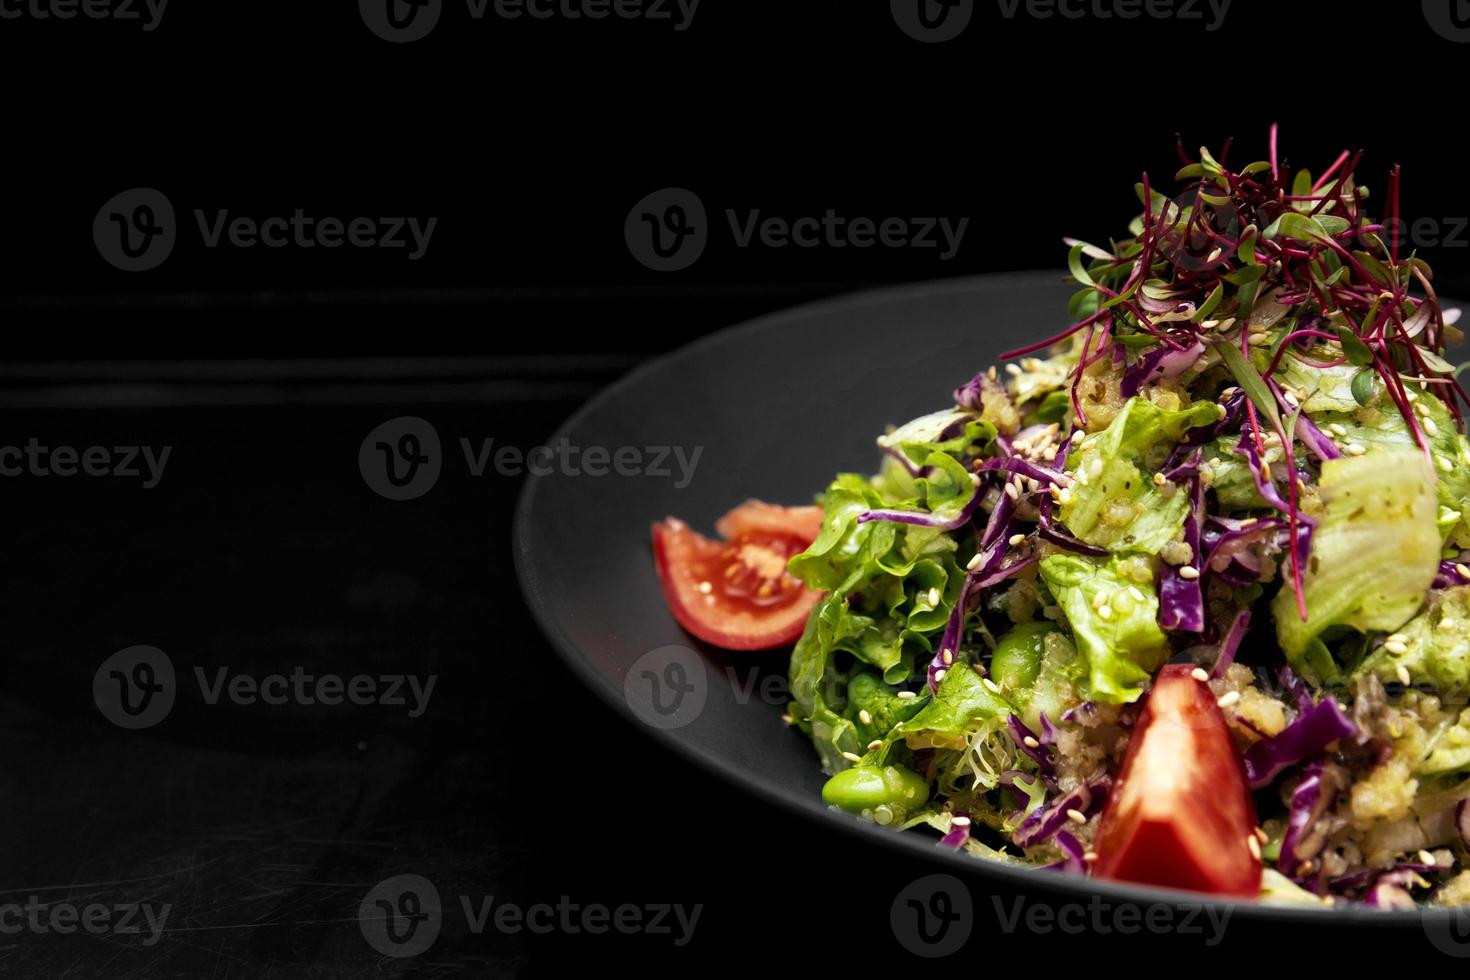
xmin=1357 ymin=587 xmax=1470 ymax=698
xmin=1039 ymin=553 xmax=1170 ymax=704
xmin=1060 ymin=396 xmax=1220 ymax=554
xmin=1273 ymin=449 xmax=1441 ymax=676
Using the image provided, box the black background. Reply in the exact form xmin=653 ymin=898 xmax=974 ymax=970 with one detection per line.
xmin=2 ymin=0 xmax=1468 ymax=974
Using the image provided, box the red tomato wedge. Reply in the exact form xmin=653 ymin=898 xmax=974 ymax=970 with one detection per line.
xmin=652 ymin=500 xmax=825 ymax=651
xmin=1092 ymin=664 xmax=1262 ymax=897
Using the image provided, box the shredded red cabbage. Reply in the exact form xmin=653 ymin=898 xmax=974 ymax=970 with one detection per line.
xmin=1243 ymin=698 xmax=1356 ymax=789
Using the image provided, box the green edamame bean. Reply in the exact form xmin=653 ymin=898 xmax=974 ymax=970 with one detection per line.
xmin=990 ymin=621 xmax=1059 ymax=692
xmin=821 ymin=764 xmax=930 ymax=814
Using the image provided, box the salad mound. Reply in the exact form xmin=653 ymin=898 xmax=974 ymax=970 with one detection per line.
xmin=780 ymin=131 xmax=1470 ymax=906
xmin=652 ymin=130 xmax=1470 ymax=905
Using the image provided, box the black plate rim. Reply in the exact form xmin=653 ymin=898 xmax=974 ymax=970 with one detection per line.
xmin=514 ymin=271 xmax=1453 ymax=926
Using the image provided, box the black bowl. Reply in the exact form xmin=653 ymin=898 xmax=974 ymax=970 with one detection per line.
xmin=514 ymin=271 xmax=1462 ymax=930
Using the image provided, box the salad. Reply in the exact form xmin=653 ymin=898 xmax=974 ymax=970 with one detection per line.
xmin=651 ymin=129 xmax=1470 ymax=907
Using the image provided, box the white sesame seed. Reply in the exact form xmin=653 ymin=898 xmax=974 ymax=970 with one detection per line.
xmin=941 ymin=648 xmax=953 ymax=665
xmin=1058 ymin=488 xmax=1074 ymax=506
xmin=1008 ymin=533 xmax=1026 ymax=547
xmin=1084 ymin=850 xmax=1099 ymax=863
xmin=1407 ymin=389 xmax=1420 ymax=402
xmin=1457 ymin=563 xmax=1470 ymax=581
xmin=1248 ymin=323 xmax=1267 ymax=335
xmin=1005 ymin=363 xmax=1022 ymax=376
xmin=842 ymin=751 xmax=863 ymax=763
xmin=1180 ymin=566 xmax=1201 ymax=580
xmin=928 ymin=587 xmax=941 ymax=606
xmin=1439 ymin=455 xmax=1455 ymax=474
xmin=897 ymin=690 xmax=917 ymax=700
xmin=1283 ymin=391 xmax=1300 ymax=409
xmin=1384 ymin=640 xmax=1409 ymax=655
xmin=1441 ymin=619 xmax=1458 ymax=632
xmin=1255 ymin=827 xmax=1270 ymax=844
xmin=983 ymin=678 xmax=1002 ymax=695
xmin=1346 ymin=443 xmax=1367 ymax=456
xmin=1421 ymin=849 xmax=1438 ymax=867
xmin=1397 ymin=664 xmax=1412 ymax=686
xmin=1425 ymin=417 xmax=1440 ymax=437
xmin=1092 ymin=589 xmax=1111 ymax=611
xmin=1217 ymin=690 xmax=1242 ymax=708
xmin=868 ymin=739 xmax=883 ymax=751
xmin=1329 ymin=423 xmax=1348 ymax=437
xmin=1005 ymin=482 xmax=1020 ymax=501
xmin=1023 ymin=735 xmax=1040 ymax=749
xmin=1248 ymin=333 xmax=1272 ymax=346
xmin=952 ymin=815 xmax=972 ymax=827
xmin=781 ymin=713 xmax=793 ymax=724
xmin=987 ymin=366 xmax=997 ymax=381
xmin=1387 ymin=633 xmax=1408 ymax=645
xmin=967 ymin=552 xmax=984 ymax=571
xmin=859 ymin=709 xmax=873 ymax=725
xmin=1190 ymin=667 xmax=1210 ymax=683
xmin=1076 ymin=467 xmax=1089 ymax=485
xmin=1247 ymin=835 xmax=1262 ymax=861
xmin=1097 ymin=605 xmax=1113 ymax=621
xmin=934 ymin=669 xmax=947 ymax=683
xmin=1066 ymin=809 xmax=1087 ymax=825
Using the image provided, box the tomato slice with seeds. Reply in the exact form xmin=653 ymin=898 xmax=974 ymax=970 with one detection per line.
xmin=1092 ymin=664 xmax=1262 ymax=897
xmin=652 ymin=500 xmax=825 ymax=651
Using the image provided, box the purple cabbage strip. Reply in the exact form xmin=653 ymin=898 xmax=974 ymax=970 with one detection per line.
xmin=1007 ymin=714 xmax=1055 ymax=776
xmin=859 ymin=481 xmax=985 ymax=532
xmin=938 ymin=812 xmax=971 ymax=850
xmin=1037 ymin=496 xmax=1107 ymax=557
xmin=975 ymin=455 xmax=1074 ymax=488
xmin=927 ymin=491 xmax=1022 ymax=692
xmin=1202 ymin=516 xmax=1290 ymax=587
xmin=1013 ymin=780 xmax=1109 ymax=849
xmin=1242 ymin=697 xmax=1357 ymax=789
xmin=1038 ymin=711 xmax=1060 ymax=746
xmin=1121 ymin=340 xmax=1205 ymax=398
xmin=1045 ymin=830 xmax=1088 ymax=874
xmin=1159 ymin=466 xmax=1206 ymax=633
xmin=1277 ymin=665 xmax=1315 ymax=712
xmin=1278 ymin=763 xmax=1337 ymax=878
xmin=1268 ymin=377 xmax=1341 ymax=462
xmin=954 ymin=370 xmax=1006 ymax=413
xmin=1209 ymin=608 xmax=1252 ymax=679
xmin=1435 ymin=557 xmax=1469 ymax=590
